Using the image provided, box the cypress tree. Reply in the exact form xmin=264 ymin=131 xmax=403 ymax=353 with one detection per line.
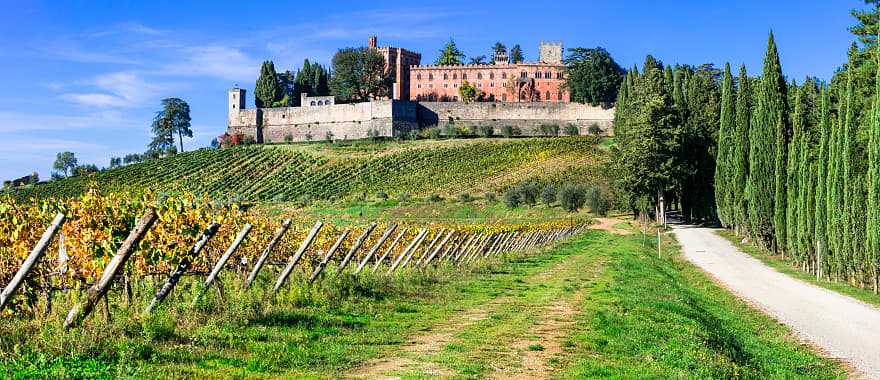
xmin=769 ymin=33 xmax=790 ymax=256
xmin=715 ymin=63 xmax=735 ymax=227
xmin=796 ymin=80 xmax=818 ymax=269
xmin=749 ymin=32 xmax=787 ymax=250
xmin=254 ymin=60 xmax=282 ymax=108
xmin=732 ymin=65 xmax=751 ymax=235
xmin=868 ymin=56 xmax=880 ymax=291
xmin=786 ymin=82 xmax=800 ymax=258
xmin=815 ymin=86 xmax=830 ymax=280
xmin=828 ymin=83 xmax=846 ymax=279
xmin=842 ymin=67 xmax=856 ymax=281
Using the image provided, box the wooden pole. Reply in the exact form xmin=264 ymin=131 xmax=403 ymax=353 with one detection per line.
xmin=337 ymin=223 xmax=377 ymax=273
xmin=146 ymin=222 xmax=220 ymax=313
xmin=64 ymin=209 xmax=157 ymax=329
xmin=308 ymin=229 xmax=350 ymax=284
xmin=452 ymin=233 xmax=477 ymax=263
xmin=444 ymin=233 xmax=469 ymax=262
xmin=422 ymin=230 xmax=454 ymax=267
xmin=355 ymin=224 xmax=397 ymax=274
xmin=273 ymin=221 xmax=323 ymax=293
xmin=373 ymin=229 xmax=407 ymax=269
xmin=192 ymin=223 xmax=251 ymax=307
xmin=415 ymin=229 xmax=445 ymax=267
xmin=391 ymin=229 xmax=427 ymax=273
xmin=1 ymin=213 xmax=65 ymax=310
xmin=244 ymin=218 xmax=292 ymax=290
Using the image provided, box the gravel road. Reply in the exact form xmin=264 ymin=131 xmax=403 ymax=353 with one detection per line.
xmin=672 ymin=224 xmax=880 ymax=379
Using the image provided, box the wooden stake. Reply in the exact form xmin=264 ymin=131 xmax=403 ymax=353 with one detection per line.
xmin=147 ymin=222 xmax=220 ymax=313
xmin=355 ymin=224 xmax=397 ymax=274
xmin=1 ymin=213 xmax=65 ymax=310
xmin=192 ymin=223 xmax=252 ymax=307
xmin=337 ymin=223 xmax=377 ymax=273
xmin=308 ymin=229 xmax=350 ymax=284
xmin=244 ymin=218 xmax=292 ymax=290
xmin=390 ymin=229 xmax=427 ymax=273
xmin=373 ymin=229 xmax=407 ymax=269
xmin=64 ymin=209 xmax=157 ymax=329
xmin=273 ymin=221 xmax=323 ymax=293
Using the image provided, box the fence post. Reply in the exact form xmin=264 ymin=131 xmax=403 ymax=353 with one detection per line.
xmin=146 ymin=222 xmax=220 ymax=313
xmin=337 ymin=223 xmax=377 ymax=273
xmin=244 ymin=219 xmax=292 ymax=290
xmin=451 ymin=233 xmax=477 ymax=263
xmin=374 ymin=229 xmax=407 ymax=269
xmin=64 ymin=209 xmax=157 ymax=329
xmin=464 ymin=234 xmax=492 ymax=266
xmin=391 ymin=229 xmax=427 ymax=273
xmin=422 ymin=231 xmax=454 ymax=267
xmin=444 ymin=233 xmax=468 ymax=262
xmin=355 ymin=224 xmax=397 ymax=274
xmin=1 ymin=213 xmax=65 ymax=310
xmin=308 ymin=229 xmax=350 ymax=284
xmin=192 ymin=223 xmax=252 ymax=307
xmin=415 ymin=229 xmax=444 ymax=267
xmin=273 ymin=221 xmax=323 ymax=293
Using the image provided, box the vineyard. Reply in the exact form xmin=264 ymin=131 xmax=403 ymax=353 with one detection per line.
xmin=0 ymin=190 xmax=584 ymax=321
xmin=5 ymin=137 xmax=609 ymax=202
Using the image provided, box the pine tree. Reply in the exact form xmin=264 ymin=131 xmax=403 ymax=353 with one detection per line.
xmin=436 ymin=39 xmax=465 ymax=65
xmin=815 ymin=86 xmax=830 ymax=279
xmin=715 ymin=63 xmax=735 ymax=227
xmin=255 ymin=60 xmax=282 ymax=108
xmin=749 ymin=32 xmax=787 ymax=250
xmin=732 ymin=65 xmax=751 ymax=234
xmin=510 ymin=44 xmax=524 ymax=64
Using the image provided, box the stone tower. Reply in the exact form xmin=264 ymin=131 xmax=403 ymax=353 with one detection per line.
xmin=368 ymin=35 xmax=377 ymax=49
xmin=539 ymin=41 xmax=563 ymax=64
xmin=229 ymin=87 xmax=245 ymax=120
xmin=494 ymin=50 xmax=509 ymax=65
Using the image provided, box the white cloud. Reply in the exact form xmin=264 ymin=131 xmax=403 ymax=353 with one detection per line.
xmin=157 ymin=46 xmax=259 ymax=81
xmin=60 ymin=71 xmax=166 ymax=108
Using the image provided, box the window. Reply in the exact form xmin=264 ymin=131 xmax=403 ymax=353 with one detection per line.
xmin=556 ymin=72 xmax=563 ymax=79
xmin=477 ymin=73 xmax=483 ymax=79
xmin=502 ymin=93 xmax=507 ymax=101
xmin=443 ymin=73 xmax=448 ymax=80
xmin=454 ymin=83 xmax=458 ymax=88
xmin=545 ymin=91 xmax=551 ymax=100
xmin=503 ymin=82 xmax=508 ymax=87
xmin=453 ymin=96 xmax=459 ymax=101
xmin=489 ymin=73 xmax=494 ymax=80
xmin=417 ymin=84 xmax=422 ymax=89
xmin=535 ymin=92 xmax=541 ymax=100
xmin=429 ymin=74 xmax=433 ymax=80
xmin=428 ymin=84 xmax=433 ymax=88
xmin=502 ymin=72 xmax=507 ymax=79
xmin=477 ymin=82 xmax=482 ymax=88
xmin=520 ymin=72 xmax=527 ymax=78
xmin=534 ymin=72 xmax=541 ymax=78
xmin=557 ymin=91 xmax=563 ymax=100
xmin=310 ymin=101 xmax=316 ymax=106
xmin=490 ymin=82 xmax=494 ymax=88
xmin=453 ymin=73 xmax=458 ymax=80
xmin=462 ymin=73 xmax=468 ymax=80
xmin=417 ymin=74 xmax=422 ymax=80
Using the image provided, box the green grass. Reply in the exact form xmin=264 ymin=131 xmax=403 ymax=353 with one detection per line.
xmin=7 ymin=137 xmax=608 ymax=202
xmin=717 ymin=229 xmax=880 ymax=308
xmin=0 ymin=229 xmax=845 ymax=379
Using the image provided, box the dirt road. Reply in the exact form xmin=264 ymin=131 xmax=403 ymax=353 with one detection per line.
xmin=672 ymin=224 xmax=880 ymax=379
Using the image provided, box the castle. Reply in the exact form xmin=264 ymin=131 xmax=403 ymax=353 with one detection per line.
xmin=226 ymin=36 xmax=613 ymax=143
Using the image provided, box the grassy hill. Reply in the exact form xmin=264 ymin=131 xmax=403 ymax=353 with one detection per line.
xmin=8 ymin=137 xmax=610 ymax=202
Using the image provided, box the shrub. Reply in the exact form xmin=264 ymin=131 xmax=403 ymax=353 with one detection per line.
xmin=457 ymin=192 xmax=473 ymax=203
xmin=429 ymin=193 xmax=443 ymax=202
xmin=305 ymin=132 xmax=313 ymax=142
xmin=398 ymin=192 xmax=412 ymax=203
xmin=539 ymin=124 xmax=560 ymax=137
xmin=587 ymin=186 xmax=610 ymax=216
xmin=442 ymin=124 xmax=460 ymax=138
xmin=298 ymin=194 xmax=314 ymax=207
xmin=375 ymin=191 xmax=389 ymax=201
xmin=559 ymin=184 xmax=588 ymax=212
xmin=500 ymin=125 xmax=515 ymax=138
xmin=588 ymin=123 xmax=602 ymax=136
xmin=284 ymin=133 xmax=294 ymax=143
xmin=516 ymin=182 xmax=541 ymax=206
xmin=503 ymin=188 xmax=521 ymax=208
xmin=407 ymin=129 xmax=420 ymax=140
xmin=484 ymin=192 xmax=497 ymax=203
xmin=242 ymin=135 xmax=257 ymax=145
xmin=425 ymin=127 xmax=442 ymax=139
xmin=564 ymin=124 xmax=580 ymax=136
xmin=478 ymin=125 xmax=494 ymax=138
xmin=367 ymin=128 xmax=380 ymax=141
xmin=540 ymin=185 xmax=557 ymax=206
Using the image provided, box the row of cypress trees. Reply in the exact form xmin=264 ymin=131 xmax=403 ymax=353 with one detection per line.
xmin=613 ymin=57 xmax=720 ymax=223
xmin=715 ymin=27 xmax=880 ymax=291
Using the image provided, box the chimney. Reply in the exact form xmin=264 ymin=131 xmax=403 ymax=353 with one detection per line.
xmin=368 ymin=35 xmax=377 ymax=49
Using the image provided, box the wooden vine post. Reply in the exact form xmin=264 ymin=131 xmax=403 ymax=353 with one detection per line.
xmin=0 ymin=213 xmax=65 ymax=310
xmin=64 ymin=209 xmax=157 ymax=329
xmin=354 ymin=224 xmax=397 ymax=274
xmin=192 ymin=223 xmax=252 ymax=307
xmin=414 ymin=229 xmax=445 ymax=267
xmin=373 ymin=229 xmax=407 ymax=269
xmin=146 ymin=222 xmax=220 ymax=313
xmin=273 ymin=221 xmax=323 ymax=293
xmin=422 ymin=230 xmax=454 ymax=267
xmin=244 ymin=218 xmax=292 ymax=290
xmin=390 ymin=229 xmax=428 ymax=273
xmin=337 ymin=223 xmax=377 ymax=273
xmin=309 ymin=229 xmax=350 ymax=283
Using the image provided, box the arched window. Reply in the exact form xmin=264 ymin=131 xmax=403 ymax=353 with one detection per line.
xmin=545 ymin=91 xmax=551 ymax=100
xmin=502 ymin=93 xmax=507 ymax=101
xmin=534 ymin=72 xmax=541 ymax=79
xmin=477 ymin=73 xmax=483 ymax=79
xmin=310 ymin=101 xmax=316 ymax=106
xmin=520 ymin=72 xmax=527 ymax=78
xmin=489 ymin=73 xmax=494 ymax=80
xmin=429 ymin=73 xmax=433 ymax=80
xmin=453 ymin=73 xmax=458 ymax=80
xmin=502 ymin=72 xmax=507 ymax=79
xmin=417 ymin=74 xmax=422 ymax=80
xmin=544 ymin=72 xmax=551 ymax=79
xmin=443 ymin=73 xmax=448 ymax=80
xmin=557 ymin=91 xmax=563 ymax=100
xmin=462 ymin=73 xmax=467 ymax=80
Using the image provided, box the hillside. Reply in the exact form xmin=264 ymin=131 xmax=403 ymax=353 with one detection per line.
xmin=8 ymin=137 xmax=610 ymax=202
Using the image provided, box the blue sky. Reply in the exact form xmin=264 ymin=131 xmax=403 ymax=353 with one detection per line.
xmin=0 ymin=0 xmax=865 ymax=180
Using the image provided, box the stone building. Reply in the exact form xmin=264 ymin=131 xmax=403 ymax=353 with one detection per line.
xmin=301 ymin=93 xmax=335 ymax=107
xmin=369 ymin=36 xmax=421 ymax=101
xmin=409 ymin=42 xmax=569 ymax=103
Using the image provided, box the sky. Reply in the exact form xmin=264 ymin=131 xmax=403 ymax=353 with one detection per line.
xmin=0 ymin=0 xmax=866 ymax=180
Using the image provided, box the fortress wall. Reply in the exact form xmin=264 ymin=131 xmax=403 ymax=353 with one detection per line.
xmin=416 ymin=102 xmax=614 ymax=135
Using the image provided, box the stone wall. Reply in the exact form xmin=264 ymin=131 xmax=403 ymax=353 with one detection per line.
xmin=228 ymin=100 xmax=418 ymax=143
xmin=416 ymin=102 xmax=614 ymax=135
